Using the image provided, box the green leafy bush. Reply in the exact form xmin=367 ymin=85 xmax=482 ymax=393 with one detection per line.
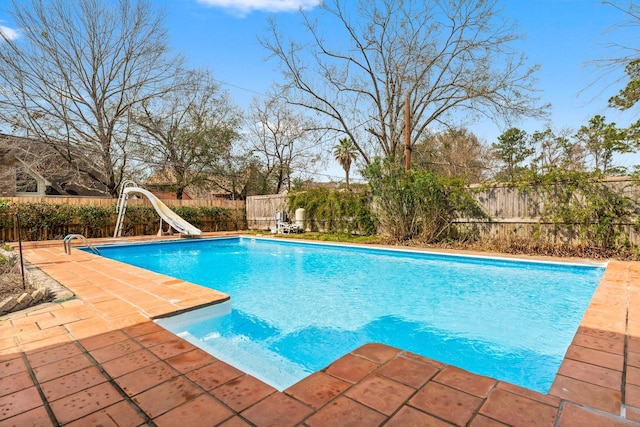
xmin=522 ymin=168 xmax=636 ymax=250
xmin=288 ymin=188 xmax=376 ymax=235
xmin=0 ymin=199 xmax=13 ymax=231
xmin=362 ymin=158 xmax=486 ymax=242
xmin=171 ymin=206 xmax=202 ymax=228
xmin=171 ymin=206 xmax=235 ymax=232
xmin=16 ymin=203 xmax=50 ymax=240
xmin=77 ymin=205 xmax=112 ymax=237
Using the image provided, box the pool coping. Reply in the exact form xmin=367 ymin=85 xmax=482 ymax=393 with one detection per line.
xmin=1 ymin=233 xmax=639 ymax=425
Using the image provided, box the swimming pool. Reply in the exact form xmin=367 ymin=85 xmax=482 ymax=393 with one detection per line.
xmin=95 ymin=237 xmax=605 ymax=393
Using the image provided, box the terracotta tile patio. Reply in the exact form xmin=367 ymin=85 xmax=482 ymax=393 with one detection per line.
xmin=2 ymin=235 xmax=640 ymax=426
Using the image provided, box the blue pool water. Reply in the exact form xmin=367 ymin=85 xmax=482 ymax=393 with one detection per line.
xmin=95 ymin=237 xmax=605 ymax=393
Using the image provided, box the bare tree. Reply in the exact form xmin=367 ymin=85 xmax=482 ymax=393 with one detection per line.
xmin=0 ymin=133 xmax=109 ymax=195
xmin=0 ymin=0 xmax=181 ymax=196
xmin=213 ymin=153 xmax=271 ymax=199
xmin=134 ymin=70 xmax=241 ymax=199
xmin=245 ymin=92 xmax=322 ymax=193
xmin=598 ymin=2 xmax=640 ymax=69
xmin=601 ymin=3 xmax=640 ymax=123
xmin=583 ymin=2 xmax=640 ymax=119
xmin=262 ymin=0 xmax=546 ymax=165
xmin=413 ymin=128 xmax=493 ymax=183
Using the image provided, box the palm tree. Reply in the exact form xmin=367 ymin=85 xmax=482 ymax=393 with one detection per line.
xmin=333 ymin=137 xmax=358 ymax=189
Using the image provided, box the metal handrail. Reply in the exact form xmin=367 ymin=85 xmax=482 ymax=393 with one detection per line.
xmin=63 ymin=234 xmax=101 ymax=255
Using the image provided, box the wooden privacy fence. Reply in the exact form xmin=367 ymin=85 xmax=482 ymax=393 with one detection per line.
xmin=246 ymin=194 xmax=288 ymax=231
xmin=246 ymin=193 xmax=365 ymax=233
xmin=459 ymin=177 xmax=640 ymax=244
xmin=0 ymin=196 xmax=245 ymax=242
xmin=470 ymin=177 xmax=640 ymax=219
xmin=246 ymin=177 xmax=640 ymax=244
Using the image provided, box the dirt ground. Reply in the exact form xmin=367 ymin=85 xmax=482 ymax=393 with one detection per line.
xmin=0 ymin=250 xmax=39 ymax=301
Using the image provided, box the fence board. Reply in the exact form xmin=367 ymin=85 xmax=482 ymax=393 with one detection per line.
xmin=246 ymin=194 xmax=288 ymax=231
xmin=467 ymin=178 xmax=640 ymax=244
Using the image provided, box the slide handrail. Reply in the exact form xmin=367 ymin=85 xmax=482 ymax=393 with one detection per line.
xmin=113 ymin=180 xmax=137 ymax=238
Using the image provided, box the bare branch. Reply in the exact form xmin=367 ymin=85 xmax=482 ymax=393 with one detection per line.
xmin=132 ymin=69 xmax=242 ymax=199
xmin=245 ymin=89 xmax=323 ymax=193
xmin=0 ymin=0 xmax=182 ymax=195
xmin=261 ymin=0 xmax=546 ymax=164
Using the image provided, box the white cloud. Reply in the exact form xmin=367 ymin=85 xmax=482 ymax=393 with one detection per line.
xmin=195 ymin=0 xmax=321 ymax=16
xmin=0 ymin=25 xmax=19 ymax=41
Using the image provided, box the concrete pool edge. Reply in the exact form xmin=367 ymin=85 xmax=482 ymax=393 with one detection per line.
xmin=244 ymin=234 xmax=610 ymax=267
xmin=1 ymin=235 xmax=637 ymax=425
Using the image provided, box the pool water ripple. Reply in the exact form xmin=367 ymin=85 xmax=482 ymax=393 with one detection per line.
xmin=95 ymin=237 xmax=605 ymax=392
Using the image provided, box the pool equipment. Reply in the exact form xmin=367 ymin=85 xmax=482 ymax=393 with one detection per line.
xmin=295 ymin=208 xmax=306 ymax=231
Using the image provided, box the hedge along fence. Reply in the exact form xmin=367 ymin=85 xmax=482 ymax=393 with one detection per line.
xmin=461 ymin=175 xmax=640 ymax=247
xmin=0 ymin=197 xmax=246 ymax=242
xmin=287 ymin=188 xmax=377 ymax=235
xmin=246 ymin=176 xmax=640 ymax=248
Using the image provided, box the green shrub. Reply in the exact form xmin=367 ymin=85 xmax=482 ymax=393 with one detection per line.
xmin=521 ymin=168 xmax=636 ymax=250
xmin=1 ymin=201 xmax=237 ymax=241
xmin=288 ymin=188 xmax=376 ymax=235
xmin=171 ymin=206 xmax=203 ymax=228
xmin=0 ymin=199 xmax=12 ymax=230
xmin=362 ymin=158 xmax=486 ymax=242
xmin=123 ymin=205 xmax=157 ymax=236
xmin=203 ymin=206 xmax=234 ymax=231
xmin=16 ymin=203 xmax=49 ymax=240
xmin=170 ymin=205 xmax=235 ymax=232
xmin=77 ymin=205 xmax=112 ymax=237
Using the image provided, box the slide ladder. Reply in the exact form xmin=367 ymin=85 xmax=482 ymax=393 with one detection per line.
xmin=113 ymin=180 xmax=136 ymax=238
xmin=113 ymin=181 xmax=202 ymax=238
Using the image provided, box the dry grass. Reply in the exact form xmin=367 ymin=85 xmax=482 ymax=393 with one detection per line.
xmin=262 ymin=232 xmax=634 ymax=260
xmin=415 ymin=238 xmax=635 ymax=261
xmin=0 ymin=250 xmax=39 ymax=301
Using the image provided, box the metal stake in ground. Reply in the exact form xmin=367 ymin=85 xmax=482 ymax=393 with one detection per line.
xmin=15 ymin=213 xmax=26 ymax=290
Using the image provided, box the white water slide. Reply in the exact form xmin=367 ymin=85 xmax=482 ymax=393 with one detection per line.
xmin=113 ymin=185 xmax=202 ymax=238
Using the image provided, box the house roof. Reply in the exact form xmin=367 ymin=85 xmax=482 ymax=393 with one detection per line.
xmin=144 ymin=167 xmax=234 ymax=200
xmin=0 ymin=133 xmax=109 ymax=196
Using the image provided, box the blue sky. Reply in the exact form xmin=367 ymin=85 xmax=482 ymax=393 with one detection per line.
xmin=158 ymin=0 xmax=636 ymax=125
xmin=160 ymin=0 xmax=640 ymax=175
xmin=1 ymin=0 xmax=639 ymax=179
